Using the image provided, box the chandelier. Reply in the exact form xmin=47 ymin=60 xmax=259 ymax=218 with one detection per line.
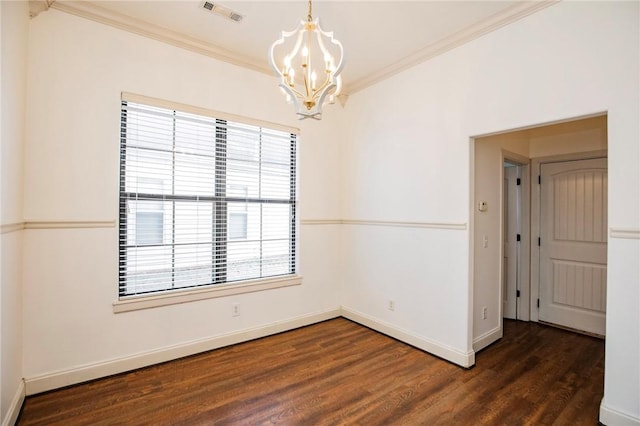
xmin=269 ymin=0 xmax=345 ymax=120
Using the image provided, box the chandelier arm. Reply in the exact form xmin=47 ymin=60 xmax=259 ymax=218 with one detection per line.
xmin=315 ymin=82 xmax=337 ymax=108
xmin=283 ymin=84 xmax=306 ymax=99
xmin=290 ymin=25 xmax=305 ymax=64
xmin=302 ymin=72 xmax=311 ymax=98
xmin=268 ymin=40 xmax=285 ymax=75
xmin=313 ymin=76 xmax=332 ymax=95
xmin=305 ymin=29 xmax=312 ymax=97
xmin=269 ymin=23 xmax=306 ymax=71
xmin=315 ymin=25 xmax=345 ymax=77
xmin=268 ymin=24 xmax=304 ymax=76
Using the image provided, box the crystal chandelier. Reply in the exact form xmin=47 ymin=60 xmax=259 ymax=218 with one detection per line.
xmin=269 ymin=0 xmax=344 ymax=120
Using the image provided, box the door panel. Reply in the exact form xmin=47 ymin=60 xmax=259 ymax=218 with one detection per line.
xmin=540 ymin=158 xmax=607 ymax=335
xmin=552 ymin=260 xmax=606 ymax=312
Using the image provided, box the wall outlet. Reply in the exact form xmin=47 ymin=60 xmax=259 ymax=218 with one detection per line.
xmin=388 ymin=300 xmax=395 ymax=311
xmin=232 ymin=303 xmax=240 ymax=317
xmin=482 ymin=306 xmax=487 ymax=319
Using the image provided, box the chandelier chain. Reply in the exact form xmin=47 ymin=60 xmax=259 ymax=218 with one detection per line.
xmin=307 ymin=0 xmax=313 ymax=22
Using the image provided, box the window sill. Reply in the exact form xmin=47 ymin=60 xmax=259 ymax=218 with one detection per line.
xmin=113 ymin=275 xmax=303 ymax=313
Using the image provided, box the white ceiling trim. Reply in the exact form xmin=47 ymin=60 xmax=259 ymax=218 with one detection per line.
xmin=347 ymin=0 xmax=559 ymax=94
xmin=50 ymin=1 xmax=272 ymax=76
xmin=29 ymin=0 xmax=56 ymax=18
xmin=49 ymin=1 xmax=557 ymax=96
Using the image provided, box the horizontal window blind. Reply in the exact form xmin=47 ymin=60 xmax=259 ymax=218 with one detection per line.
xmin=119 ymin=100 xmax=297 ymax=297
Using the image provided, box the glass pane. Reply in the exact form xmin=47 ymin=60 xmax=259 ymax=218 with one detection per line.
xmin=227 ymin=123 xmax=259 ymax=162
xmin=227 ymin=159 xmax=259 ymax=198
xmin=174 ymin=153 xmax=216 ymax=196
xmin=174 ymin=243 xmax=213 ymax=288
xmin=245 ymin=204 xmax=261 ymax=241
xmin=125 ymin=148 xmax=172 ymax=194
xmin=136 ymin=211 xmax=163 ymax=245
xmin=262 ymin=239 xmax=291 ymax=277
xmin=174 ymin=201 xmax=213 ymax=244
xmin=126 ymin=200 xmax=171 ymax=246
xmin=262 ymin=204 xmax=291 ymax=240
xmin=227 ymin=240 xmax=260 ymax=281
xmin=262 ymin=131 xmax=291 ymax=165
xmin=261 ymin=163 xmax=291 ymax=199
xmin=124 ymin=271 xmax=172 ymax=294
xmin=229 ymin=212 xmax=248 ymax=240
xmin=175 ymin=112 xmax=216 ymax=157
xmin=124 ymin=245 xmax=172 ymax=294
xmin=227 ymin=184 xmax=248 ymax=199
xmin=125 ymin=104 xmax=174 ymax=151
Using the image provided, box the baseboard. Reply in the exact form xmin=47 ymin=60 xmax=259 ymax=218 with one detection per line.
xmin=25 ymin=308 xmax=341 ymax=395
xmin=340 ymin=306 xmax=475 ymax=368
xmin=473 ymin=326 xmax=502 ymax=352
xmin=600 ymin=401 xmax=640 ymax=426
xmin=2 ymin=379 xmax=25 ymax=426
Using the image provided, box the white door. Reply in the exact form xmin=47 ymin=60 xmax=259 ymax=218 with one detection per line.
xmin=503 ymin=165 xmax=519 ymax=319
xmin=539 ymin=158 xmax=607 ymax=335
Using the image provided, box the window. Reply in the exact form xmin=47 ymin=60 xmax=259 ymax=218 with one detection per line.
xmin=119 ymin=96 xmax=297 ymax=297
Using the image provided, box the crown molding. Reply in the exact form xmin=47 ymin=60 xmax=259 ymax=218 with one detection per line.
xmin=50 ymin=1 xmax=272 ymax=77
xmin=29 ymin=0 xmax=55 ymax=18
xmin=345 ymin=0 xmax=559 ymax=94
xmin=49 ymin=1 xmax=556 ymax=96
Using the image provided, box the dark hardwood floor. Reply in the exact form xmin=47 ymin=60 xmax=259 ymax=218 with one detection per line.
xmin=18 ymin=318 xmax=604 ymax=425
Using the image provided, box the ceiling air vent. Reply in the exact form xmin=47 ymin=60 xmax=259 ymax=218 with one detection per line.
xmin=201 ymin=2 xmax=244 ymax=23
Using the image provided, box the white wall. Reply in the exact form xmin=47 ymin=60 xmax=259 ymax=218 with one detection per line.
xmin=342 ymin=1 xmax=639 ymax=423
xmin=23 ymin=9 xmax=344 ymax=390
xmin=0 ymin=0 xmax=28 ymax=423
xmin=473 ymin=131 xmax=529 ymax=348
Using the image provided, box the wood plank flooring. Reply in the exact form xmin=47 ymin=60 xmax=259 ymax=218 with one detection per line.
xmin=17 ymin=318 xmax=604 ymax=425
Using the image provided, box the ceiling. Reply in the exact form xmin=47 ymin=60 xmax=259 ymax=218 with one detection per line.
xmin=44 ymin=0 xmax=555 ymax=94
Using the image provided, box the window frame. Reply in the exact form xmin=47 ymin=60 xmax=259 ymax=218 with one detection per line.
xmin=116 ymin=93 xmax=301 ymax=311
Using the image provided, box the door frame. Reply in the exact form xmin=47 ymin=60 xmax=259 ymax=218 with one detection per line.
xmin=529 ymin=149 xmax=608 ymax=323
xmin=501 ymin=150 xmax=531 ymax=321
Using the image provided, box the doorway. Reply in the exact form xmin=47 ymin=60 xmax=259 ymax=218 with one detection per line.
xmin=472 ymin=114 xmax=608 ymax=351
xmin=502 ymin=160 xmax=529 ymax=321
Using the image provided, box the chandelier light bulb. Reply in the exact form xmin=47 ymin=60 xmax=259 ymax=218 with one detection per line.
xmin=289 ymin=68 xmax=295 ymax=86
